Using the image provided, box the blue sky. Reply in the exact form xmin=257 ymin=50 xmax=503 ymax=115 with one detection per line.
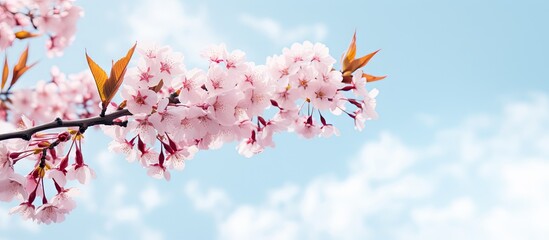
xmin=1 ymin=0 xmax=549 ymax=239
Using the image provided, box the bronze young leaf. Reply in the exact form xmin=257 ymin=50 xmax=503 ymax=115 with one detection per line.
xmin=10 ymin=45 xmax=37 ymax=87
xmin=341 ymin=32 xmax=386 ymax=83
xmin=86 ymin=43 xmax=137 ymax=116
xmin=1 ymin=55 xmax=8 ymax=90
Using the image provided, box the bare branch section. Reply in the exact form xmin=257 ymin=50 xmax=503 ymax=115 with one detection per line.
xmin=0 ymin=109 xmax=132 ymax=141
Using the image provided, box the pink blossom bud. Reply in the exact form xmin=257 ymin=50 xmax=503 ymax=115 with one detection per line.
xmin=57 ymin=132 xmax=70 ymax=142
xmin=37 ymin=141 xmax=50 ymax=148
xmin=9 ymin=152 xmax=22 ymax=159
xmin=75 ymin=143 xmax=84 ymax=166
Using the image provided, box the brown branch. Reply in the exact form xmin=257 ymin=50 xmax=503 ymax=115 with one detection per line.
xmin=0 ymin=90 xmax=179 ymax=141
xmin=0 ymin=109 xmax=132 ymax=141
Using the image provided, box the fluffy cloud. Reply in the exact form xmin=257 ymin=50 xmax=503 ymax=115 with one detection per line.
xmin=185 ymin=93 xmax=549 ymax=240
xmin=239 ymin=14 xmax=327 ymax=45
xmin=184 ymin=180 xmax=231 ymax=219
xmin=126 ymin=0 xmax=220 ymax=65
xmin=140 ymin=185 xmax=165 ymax=212
xmin=83 ymin=151 xmax=169 ymax=239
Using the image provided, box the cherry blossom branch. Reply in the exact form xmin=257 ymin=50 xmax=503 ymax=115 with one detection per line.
xmin=0 ymin=109 xmax=131 ymax=141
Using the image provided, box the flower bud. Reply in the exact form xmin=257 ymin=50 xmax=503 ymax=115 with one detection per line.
xmin=57 ymin=132 xmax=71 ymax=142
xmin=9 ymin=152 xmax=22 ymax=159
xmin=37 ymin=141 xmax=50 ymax=148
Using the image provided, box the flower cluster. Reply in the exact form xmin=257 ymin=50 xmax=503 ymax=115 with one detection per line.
xmin=0 ymin=0 xmax=82 ymax=56
xmin=0 ymin=0 xmax=383 ymax=223
xmin=6 ymin=66 xmax=101 ymax=123
xmin=103 ymin=42 xmax=379 ymax=180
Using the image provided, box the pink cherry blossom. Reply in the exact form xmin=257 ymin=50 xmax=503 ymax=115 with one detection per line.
xmin=310 ymin=42 xmax=336 ymax=71
xmin=165 ymin=150 xmax=187 ymax=171
xmin=45 ymin=168 xmax=67 ymax=187
xmin=237 ymin=79 xmax=274 ymax=118
xmin=349 ymin=70 xmax=368 ymax=97
xmin=25 ymin=174 xmax=41 ymax=199
xmin=135 ymin=136 xmax=159 ymax=167
xmin=138 ymin=43 xmax=169 ymax=62
xmin=353 ymin=109 xmax=366 ymax=131
xmin=0 ymin=144 xmax=13 ymax=178
xmin=121 ymin=86 xmax=158 ymax=115
xmin=128 ymin=116 xmax=157 ymax=145
xmin=126 ymin=60 xmax=161 ymax=88
xmin=283 ymin=42 xmax=312 ymax=72
xmin=176 ymin=69 xmax=207 ymax=104
xmin=156 ymin=48 xmax=185 ymax=85
xmin=51 ymin=188 xmax=79 ymax=212
xmin=237 ymin=131 xmax=263 ymax=158
xmin=320 ymin=124 xmax=340 ymax=138
xmin=66 ymin=164 xmax=96 ymax=185
xmin=257 ymin=119 xmax=286 ymax=148
xmin=148 ymin=99 xmax=179 ymax=134
xmin=225 ymin=49 xmax=246 ymax=72
xmin=362 ymin=88 xmax=379 ymax=120
xmin=9 ymin=202 xmax=35 ymax=221
xmin=108 ymin=138 xmax=138 ymax=162
xmin=205 ymin=64 xmax=234 ymax=94
xmin=290 ymin=66 xmax=315 ymax=96
xmin=202 ymin=44 xmax=228 ymax=64
xmin=0 ymin=173 xmax=28 ymax=202
xmin=207 ymin=89 xmax=244 ymax=126
xmin=0 ymin=22 xmax=14 ymax=50
xmin=34 ymin=203 xmax=66 ymax=224
xmin=273 ymin=84 xmax=300 ymax=109
xmin=146 ymin=164 xmax=171 ymax=181
xmin=308 ymin=79 xmax=339 ymax=110
xmin=294 ymin=116 xmax=321 ymax=139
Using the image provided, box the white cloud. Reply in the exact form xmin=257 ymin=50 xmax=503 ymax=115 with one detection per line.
xmin=350 ymin=132 xmax=418 ymax=180
xmin=239 ymin=14 xmax=327 ymax=45
xmin=140 ymin=185 xmax=166 ymax=212
xmin=139 ymin=227 xmax=164 ymax=240
xmin=16 ymin=218 xmax=40 ymax=233
xmin=266 ymin=184 xmax=299 ymax=206
xmin=187 ymin=133 xmax=432 ymax=240
xmin=0 ymin=207 xmax=10 ymax=230
xmin=60 ymin=137 xmax=170 ymax=240
xmin=184 ymin=180 xmax=231 ymax=218
xmin=126 ymin=0 xmax=220 ymax=65
xmin=113 ymin=206 xmax=141 ymax=223
xmin=88 ymin=181 xmax=165 ymax=239
xmin=95 ymin=150 xmax=119 ymax=177
xmin=185 ymin=93 xmax=549 ymax=240
xmin=415 ymin=113 xmax=439 ymax=126
xmin=219 ymin=206 xmax=299 ymax=240
xmin=0 ymin=205 xmax=41 ymax=234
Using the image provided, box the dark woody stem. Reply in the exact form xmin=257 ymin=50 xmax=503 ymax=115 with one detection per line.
xmin=0 ymin=109 xmax=132 ymax=141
